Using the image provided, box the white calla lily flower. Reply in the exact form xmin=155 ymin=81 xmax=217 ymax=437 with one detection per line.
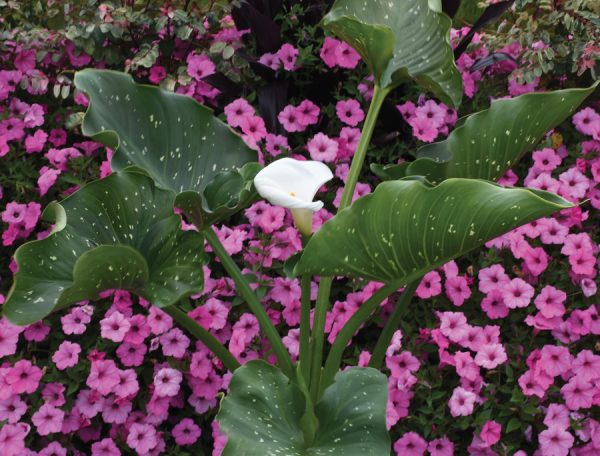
xmin=254 ymin=157 xmax=333 ymax=235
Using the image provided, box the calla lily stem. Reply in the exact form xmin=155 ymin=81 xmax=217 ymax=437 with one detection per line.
xmin=320 ymin=282 xmax=399 ymax=390
xmin=309 ymin=84 xmax=390 ymax=400
xmin=162 ymin=305 xmax=240 ymax=372
xmin=204 ymin=227 xmax=295 ymax=378
xmin=299 ymin=275 xmax=313 ymax=384
xmin=369 ymin=280 xmax=420 ymax=369
xmin=338 ymin=84 xmax=390 ymax=211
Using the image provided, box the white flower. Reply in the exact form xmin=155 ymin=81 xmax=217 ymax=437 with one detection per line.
xmin=253 ymin=157 xmax=333 ymax=235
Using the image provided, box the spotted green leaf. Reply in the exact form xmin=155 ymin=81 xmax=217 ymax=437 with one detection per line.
xmin=74 ymin=69 xmax=258 ymax=225
xmin=295 ymin=178 xmax=572 ymax=282
xmin=217 ymin=361 xmax=390 ymax=455
xmin=372 ymin=83 xmax=598 ymax=183
xmin=3 ymin=171 xmax=205 ymax=325
xmin=323 ymin=0 xmax=462 ymax=106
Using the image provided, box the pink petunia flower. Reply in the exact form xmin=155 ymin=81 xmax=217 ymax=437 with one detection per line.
xmin=393 ymin=432 xmax=427 ymax=455
xmin=501 ymin=278 xmax=534 ymax=309
xmin=539 ymin=426 xmax=574 ymax=456
xmin=52 ymin=341 xmax=81 ymax=370
xmin=336 ymin=99 xmax=365 ymax=126
xmin=100 ymin=311 xmax=131 ymax=342
xmin=307 ymin=133 xmax=338 ymax=162
xmin=154 ymin=367 xmax=182 ymax=397
xmin=31 ymin=404 xmax=64 ymax=436
xmin=127 ymin=423 xmax=158 ymax=454
xmin=173 ymin=418 xmax=202 ymax=445
xmin=448 ymin=386 xmax=477 ymax=417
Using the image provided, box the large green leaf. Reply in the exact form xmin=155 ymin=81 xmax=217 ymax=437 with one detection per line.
xmin=3 ymin=171 xmax=205 ymax=325
xmin=74 ymin=69 xmax=258 ymax=225
xmin=323 ymin=0 xmax=462 ymax=106
xmin=295 ymin=178 xmax=572 ymax=282
xmin=372 ymin=84 xmax=598 ymax=183
xmin=217 ymin=361 xmax=390 ymax=455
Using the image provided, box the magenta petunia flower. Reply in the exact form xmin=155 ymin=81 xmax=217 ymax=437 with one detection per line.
xmin=224 ymin=98 xmax=255 ymax=128
xmin=393 ymin=431 xmax=427 ymax=456
xmin=126 ymin=423 xmax=158 ymax=454
xmin=173 ymin=418 xmax=202 ymax=445
xmin=278 ymin=105 xmax=304 ymax=132
xmin=100 ymin=311 xmax=131 ymax=343
xmin=448 ymin=386 xmax=477 ymax=417
xmin=307 ymin=132 xmax=338 ymax=162
xmin=52 ymin=341 xmax=81 ymax=370
xmin=501 ymin=278 xmax=534 ymax=309
xmin=31 ymin=403 xmax=64 ymax=436
xmin=539 ymin=426 xmax=574 ymax=456
xmin=336 ymin=99 xmax=365 ymax=127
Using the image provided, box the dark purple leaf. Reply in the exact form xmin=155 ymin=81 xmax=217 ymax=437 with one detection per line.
xmin=258 ymin=80 xmax=289 ymax=134
xmin=470 ymin=52 xmax=515 ymax=72
xmin=202 ymin=73 xmax=243 ymax=98
xmin=454 ymin=1 xmax=514 ymax=59
xmin=442 ymin=0 xmax=461 ymax=18
xmin=232 ymin=1 xmax=282 ymax=54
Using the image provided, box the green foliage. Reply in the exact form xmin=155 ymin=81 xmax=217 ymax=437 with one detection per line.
xmin=371 ymin=83 xmax=598 ymax=182
xmin=322 ymin=0 xmax=463 ymax=106
xmin=296 ymin=178 xmax=572 ymax=282
xmin=217 ymin=361 xmax=390 ymax=455
xmin=3 ymin=171 xmax=206 ymax=325
xmin=482 ymin=0 xmax=600 ymax=82
xmin=75 ymin=69 xmax=259 ymax=226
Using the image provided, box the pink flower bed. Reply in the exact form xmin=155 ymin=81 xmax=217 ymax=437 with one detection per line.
xmin=0 ymin=3 xmax=598 ymax=455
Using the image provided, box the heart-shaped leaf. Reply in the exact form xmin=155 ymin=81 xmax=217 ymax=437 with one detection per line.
xmin=372 ymin=84 xmax=598 ymax=183
xmin=217 ymin=361 xmax=390 ymax=455
xmin=74 ymin=69 xmax=258 ymax=225
xmin=3 ymin=171 xmax=205 ymax=325
xmin=295 ymin=177 xmax=572 ymax=282
xmin=323 ymin=0 xmax=463 ymax=106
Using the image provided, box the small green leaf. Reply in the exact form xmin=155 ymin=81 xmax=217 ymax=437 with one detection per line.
xmin=217 ymin=361 xmax=390 ymax=455
xmin=74 ymin=69 xmax=258 ymax=226
xmin=295 ymin=177 xmax=572 ymax=282
xmin=372 ymin=83 xmax=598 ymax=183
xmin=323 ymin=0 xmax=463 ymax=106
xmin=3 ymin=171 xmax=206 ymax=325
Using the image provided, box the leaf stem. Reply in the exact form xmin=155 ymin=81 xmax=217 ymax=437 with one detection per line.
xmin=308 ymin=277 xmax=333 ymax=402
xmin=338 ymin=84 xmax=389 ymax=211
xmin=320 ymin=282 xmax=399 ymax=390
xmin=204 ymin=227 xmax=295 ymax=378
xmin=299 ymin=275 xmax=312 ymax=384
xmin=368 ymin=280 xmax=420 ymax=369
xmin=162 ymin=305 xmax=240 ymax=372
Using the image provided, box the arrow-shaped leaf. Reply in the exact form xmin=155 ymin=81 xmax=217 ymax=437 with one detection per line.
xmin=323 ymin=0 xmax=463 ymax=106
xmin=372 ymin=84 xmax=598 ymax=183
xmin=217 ymin=361 xmax=390 ymax=455
xmin=74 ymin=69 xmax=259 ymax=225
xmin=295 ymin=178 xmax=572 ymax=282
xmin=3 ymin=171 xmax=206 ymax=325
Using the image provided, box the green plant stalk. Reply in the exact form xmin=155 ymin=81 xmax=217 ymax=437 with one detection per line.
xmin=299 ymin=275 xmax=313 ymax=384
xmin=162 ymin=305 xmax=240 ymax=372
xmin=308 ymin=277 xmax=333 ymax=402
xmin=338 ymin=84 xmax=390 ymax=211
xmin=204 ymin=227 xmax=295 ymax=378
xmin=308 ymin=84 xmax=390 ymax=400
xmin=369 ymin=280 xmax=420 ymax=369
xmin=320 ymin=282 xmax=399 ymax=390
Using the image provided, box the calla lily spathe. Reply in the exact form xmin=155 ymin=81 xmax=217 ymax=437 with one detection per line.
xmin=253 ymin=157 xmax=333 ymax=235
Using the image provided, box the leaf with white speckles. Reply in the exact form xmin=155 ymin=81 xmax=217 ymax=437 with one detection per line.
xmin=323 ymin=0 xmax=462 ymax=106
xmin=295 ymin=177 xmax=572 ymax=282
xmin=3 ymin=171 xmax=206 ymax=326
xmin=372 ymin=83 xmax=598 ymax=183
xmin=74 ymin=69 xmax=260 ymax=226
xmin=217 ymin=361 xmax=390 ymax=455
